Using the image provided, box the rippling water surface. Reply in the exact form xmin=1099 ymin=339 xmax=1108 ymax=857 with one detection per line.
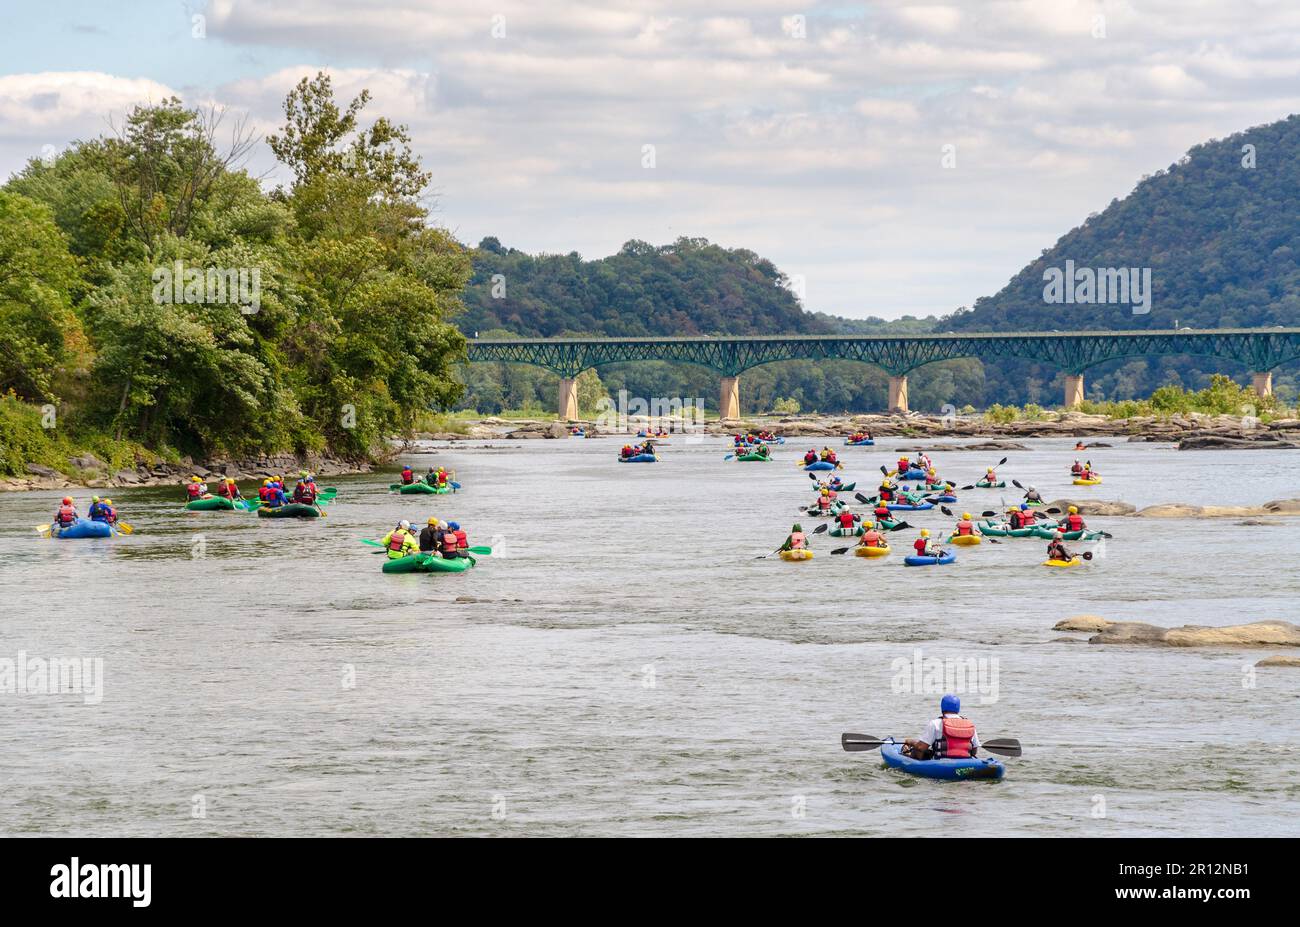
xmin=1 ymin=436 xmax=1298 ymax=836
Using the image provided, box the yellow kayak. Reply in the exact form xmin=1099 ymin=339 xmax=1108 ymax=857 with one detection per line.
xmin=1072 ymin=477 xmax=1102 ymax=485
xmin=780 ymin=548 xmax=813 ymax=561
xmin=854 ymin=545 xmax=890 ymax=558
xmin=948 ymin=534 xmax=982 ymax=546
xmin=1043 ymin=557 xmax=1082 ymax=568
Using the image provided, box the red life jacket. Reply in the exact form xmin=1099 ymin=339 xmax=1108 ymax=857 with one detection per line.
xmin=862 ymin=530 xmax=882 ymax=547
xmin=387 ymin=531 xmax=408 ymax=553
xmin=817 ymin=496 xmax=831 ymax=510
xmin=804 ymin=452 xmax=816 ymax=464
xmin=837 ymin=512 xmax=855 ymax=528
xmin=186 ymin=483 xmax=203 ymax=498
xmin=440 ymin=532 xmax=458 ymax=555
xmin=1010 ymin=511 xmax=1028 ymax=529
xmin=874 ymin=506 xmax=890 ymax=520
xmin=913 ymin=538 xmax=928 ymax=555
xmin=56 ymin=505 xmax=77 ymax=525
xmin=956 ymin=520 xmax=973 ymax=535
xmin=454 ymin=529 xmax=467 ymax=548
xmin=939 ymin=717 xmax=975 ymax=758
xmin=401 ymin=469 xmax=414 ymax=484
xmin=897 ymin=459 xmax=910 ymax=472
xmin=1066 ymin=513 xmax=1084 ymax=531
xmin=879 ymin=487 xmax=895 ymax=501
xmin=295 ymin=484 xmax=317 ymax=503
xmin=216 ymin=483 xmax=235 ymax=498
xmin=1071 ymin=463 xmax=1083 ymax=473
xmin=789 ymin=531 xmax=806 ymax=549
xmin=258 ymin=486 xmax=270 ymax=501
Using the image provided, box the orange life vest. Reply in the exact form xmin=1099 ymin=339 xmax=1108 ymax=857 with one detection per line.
xmin=387 ymin=531 xmax=409 ymax=553
xmin=440 ymin=532 xmax=458 ymax=555
xmin=862 ymin=530 xmax=881 ymax=546
xmin=939 ymin=717 xmax=975 ymax=758
xmin=789 ymin=531 xmax=806 ymax=549
xmin=956 ymin=520 xmax=973 ymax=535
xmin=1065 ymin=513 xmax=1084 ymax=531
xmin=55 ymin=505 xmax=77 ymax=526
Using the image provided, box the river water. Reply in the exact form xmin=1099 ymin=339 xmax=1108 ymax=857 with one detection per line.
xmin=1 ymin=436 xmax=1297 ymax=836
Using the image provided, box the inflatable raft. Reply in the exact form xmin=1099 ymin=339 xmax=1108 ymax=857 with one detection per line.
xmin=382 ymin=553 xmax=473 ymax=574
xmin=256 ymin=503 xmax=320 ymax=518
xmin=881 ymin=742 xmax=1004 ymax=781
xmin=854 ymin=545 xmax=890 ymax=557
xmin=904 ymin=551 xmax=956 ymax=566
xmin=53 ymin=518 xmax=115 ymax=539
xmin=779 ymin=548 xmax=813 ymax=561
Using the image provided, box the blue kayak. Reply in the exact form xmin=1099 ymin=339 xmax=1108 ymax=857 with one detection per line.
xmin=899 ymin=467 xmax=926 ymax=480
xmin=619 ymin=453 xmax=657 ymax=463
xmin=53 ymin=518 xmax=115 ymax=539
xmin=887 ymin=502 xmax=934 ymax=512
xmin=904 ymin=551 xmax=955 ymax=566
xmin=803 ymin=460 xmax=836 ymax=471
xmin=844 ymin=439 xmax=875 ymax=446
xmin=881 ymin=743 xmax=1004 ymax=780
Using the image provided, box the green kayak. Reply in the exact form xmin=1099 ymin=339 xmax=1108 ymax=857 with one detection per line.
xmin=975 ymin=480 xmax=1006 ymax=489
xmin=735 ymin=452 xmax=770 ymax=462
xmin=977 ymin=520 xmax=1037 ymax=538
xmin=257 ymin=503 xmax=320 ymax=518
xmin=185 ymin=495 xmax=245 ymax=511
xmin=397 ymin=482 xmax=450 ymax=495
xmin=381 ymin=553 xmax=473 ymax=574
xmin=829 ymin=524 xmax=866 ymax=537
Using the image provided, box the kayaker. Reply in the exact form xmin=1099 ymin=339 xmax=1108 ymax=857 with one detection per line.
xmin=902 ymin=693 xmax=981 ymax=760
xmin=953 ymin=512 xmax=976 ymax=537
xmin=912 ymin=529 xmax=942 ymax=558
xmin=827 ymin=475 xmax=843 ymax=491
xmin=877 ymin=479 xmax=896 ymax=503
xmin=437 ymin=522 xmax=460 ymax=559
xmin=1007 ymin=506 xmax=1030 ymax=530
xmin=419 ymin=517 xmax=442 ymax=552
xmin=1047 ymin=533 xmax=1076 ymax=563
xmin=835 ymin=509 xmax=858 ymax=531
xmin=1070 ymin=460 xmax=1084 ymax=475
xmin=814 ymin=488 xmax=834 ymax=514
xmin=781 ymin=523 xmax=808 ymax=553
xmin=895 ymin=454 xmax=910 ymax=474
xmin=448 ymin=521 xmax=469 ymax=556
xmin=101 ymin=499 xmax=118 ymax=526
xmin=293 ymin=478 xmax=318 ymax=505
xmin=185 ymin=476 xmax=208 ymax=501
xmin=1057 ymin=505 xmax=1087 ymax=533
xmin=859 ymin=523 xmax=887 ymax=549
xmin=53 ymin=496 xmax=78 ymax=528
xmin=88 ymin=496 xmax=109 ymax=522
xmin=1080 ymin=462 xmax=1098 ymax=480
xmin=1023 ymin=486 xmax=1043 ymax=504
xmin=984 ymin=466 xmax=998 ymax=483
xmin=804 ymin=448 xmax=817 ymax=466
xmin=264 ymin=481 xmax=289 ymax=508
xmin=382 ymin=520 xmax=419 ymax=559
xmin=400 ymin=465 xmax=415 ymax=485
xmin=872 ymin=502 xmax=892 ymax=524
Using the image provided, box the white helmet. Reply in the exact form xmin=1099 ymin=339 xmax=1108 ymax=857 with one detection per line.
xmin=398 ymin=520 xmax=411 ymax=530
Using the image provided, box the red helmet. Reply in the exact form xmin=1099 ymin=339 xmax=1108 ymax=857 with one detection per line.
xmin=62 ymin=496 xmax=73 ymax=504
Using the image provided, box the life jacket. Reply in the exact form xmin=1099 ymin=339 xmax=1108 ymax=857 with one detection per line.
xmin=1009 ymin=511 xmax=1026 ymax=529
xmin=1071 ymin=462 xmax=1083 ymax=473
xmin=1048 ymin=543 xmax=1068 ymax=561
xmin=879 ymin=486 xmax=895 ymax=501
xmin=103 ymin=507 xmax=117 ymax=524
xmin=186 ymin=483 xmax=203 ymax=499
xmin=216 ymin=483 xmax=235 ymax=498
xmin=56 ymin=505 xmax=77 ymax=526
xmin=938 ymin=717 xmax=975 ymax=758
xmin=873 ymin=505 xmax=890 ymax=520
xmin=295 ymin=483 xmax=317 ymax=503
xmin=804 ymin=452 xmax=816 ymax=464
xmin=437 ymin=472 xmax=448 ymax=485
xmin=258 ymin=486 xmax=270 ymax=501
xmin=897 ymin=458 xmax=910 ymax=472
xmin=788 ymin=531 xmax=806 ymax=549
xmin=985 ymin=471 xmax=997 ymax=482
xmin=913 ymin=538 xmax=928 ymax=555
xmin=837 ymin=512 xmax=855 ymax=528
xmin=454 ymin=529 xmax=468 ymax=549
xmin=387 ymin=531 xmax=409 ymax=553
xmin=956 ymin=519 xmax=973 ymax=536
xmin=401 ymin=469 xmax=414 ymax=484
xmin=1065 ymin=513 xmax=1084 ymax=531
xmin=862 ymin=530 xmax=882 ymax=546
xmin=817 ymin=495 xmax=831 ymax=510
xmin=440 ymin=532 xmax=459 ymax=555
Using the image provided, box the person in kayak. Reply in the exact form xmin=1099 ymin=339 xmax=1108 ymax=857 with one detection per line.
xmin=1007 ymin=505 xmax=1031 ymax=530
xmin=1023 ymin=486 xmax=1043 ymax=504
xmin=912 ymin=529 xmax=943 ymax=558
xmin=859 ymin=523 xmax=888 ymax=550
xmin=903 ymin=693 xmax=981 ymax=760
xmin=895 ymin=454 xmax=911 ymax=475
xmin=419 ymin=517 xmax=442 ymax=552
xmin=400 ymin=465 xmax=415 ymax=485
xmin=983 ymin=466 xmax=998 ymax=483
xmin=835 ymin=509 xmax=859 ymax=532
xmin=877 ymin=479 xmax=897 ymax=503
xmin=804 ymin=448 xmax=818 ymax=466
xmin=185 ymin=476 xmax=209 ymax=501
xmin=101 ymin=499 xmax=119 ymax=526
xmin=1075 ymin=442 xmax=1087 ymax=451
xmin=88 ymin=496 xmax=110 ymax=522
xmin=292 ymin=478 xmax=318 ymax=505
xmin=872 ymin=501 xmax=892 ymax=524
xmin=1046 ymin=533 xmax=1077 ymax=563
xmin=264 ymin=480 xmax=289 ymax=508
xmin=813 ymin=488 xmax=834 ymax=515
xmin=953 ymin=512 xmax=976 ymax=537
xmin=382 ymin=520 xmax=419 ymax=559
xmin=1057 ymin=505 xmax=1087 ymax=533
xmin=781 ymin=523 xmax=808 ymax=554
xmin=1070 ymin=460 xmax=1084 ymax=475
xmin=53 ymin=496 xmax=78 ymax=528
xmin=448 ymin=521 xmax=470 ymax=556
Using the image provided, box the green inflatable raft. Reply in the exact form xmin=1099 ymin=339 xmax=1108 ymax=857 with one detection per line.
xmin=828 ymin=524 xmax=866 ymax=537
xmin=735 ymin=452 xmax=771 ymax=462
xmin=381 ymin=553 xmax=474 ymax=574
xmin=396 ymin=482 xmax=451 ymax=495
xmin=185 ymin=495 xmax=251 ymax=512
xmin=256 ymin=503 xmax=320 ymax=518
xmin=977 ymin=520 xmax=1037 ymax=538
xmin=975 ymin=480 xmax=1006 ymax=489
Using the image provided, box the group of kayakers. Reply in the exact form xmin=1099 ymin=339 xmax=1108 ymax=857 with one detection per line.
xmin=619 ymin=442 xmax=656 ymax=459
xmin=51 ymin=495 xmax=119 ymax=528
xmin=380 ymin=517 xmax=473 ymax=559
xmin=399 ymin=464 xmax=453 ymax=488
xmin=734 ymin=430 xmax=779 ymax=445
xmin=846 ymin=430 xmax=873 ymax=443
xmin=804 ymin=447 xmax=839 ymax=466
xmin=1070 ymin=460 xmax=1100 ymax=480
xmin=894 ymin=452 xmax=934 ymax=475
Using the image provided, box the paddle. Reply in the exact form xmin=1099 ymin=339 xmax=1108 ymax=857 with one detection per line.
xmin=33 ymin=523 xmax=52 ymax=535
xmin=114 ymin=521 xmax=134 ymax=535
xmin=841 ymin=733 xmax=1023 ymax=758
xmin=813 ymin=524 xmax=829 ymax=535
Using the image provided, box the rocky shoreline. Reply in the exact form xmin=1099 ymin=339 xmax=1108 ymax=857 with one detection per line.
xmin=415 ymin=410 xmax=1300 ymax=450
xmin=1 ymin=453 xmax=373 ymax=494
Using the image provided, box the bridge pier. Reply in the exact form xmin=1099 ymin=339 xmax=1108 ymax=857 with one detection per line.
xmin=719 ymin=376 xmax=740 ymax=420
xmin=557 ymin=377 xmax=578 ymax=421
xmin=888 ymin=375 xmax=908 ymax=413
xmin=1252 ymin=371 xmax=1273 ymax=398
xmin=1064 ymin=374 xmax=1085 ymax=409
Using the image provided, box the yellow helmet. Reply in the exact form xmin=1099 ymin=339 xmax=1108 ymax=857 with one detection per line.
xmin=962 ymin=512 xmax=971 ymax=520
xmin=920 ymin=529 xmax=931 ymax=538
xmin=1068 ymin=505 xmax=1079 ymax=514
xmin=427 ymin=517 xmax=438 ymax=525
xmin=104 ymin=499 xmax=113 ymax=505
xmin=190 ymin=476 xmax=201 ymax=482
xmin=820 ymin=488 xmax=829 ymax=496
xmin=263 ymin=479 xmax=272 ymax=486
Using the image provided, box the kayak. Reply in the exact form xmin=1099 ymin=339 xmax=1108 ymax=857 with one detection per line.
xmin=829 ymin=524 xmax=865 ymax=537
xmin=735 ymin=452 xmax=770 ymax=462
xmin=978 ymin=521 xmax=1037 ymax=538
xmin=887 ymin=502 xmax=933 ymax=512
xmin=898 ymin=468 xmax=926 ymax=480
xmin=876 ymin=519 xmax=907 ymax=532
xmin=739 ymin=437 xmax=784 ymax=445
xmin=256 ymin=503 xmax=320 ymax=518
xmin=52 ymin=518 xmax=115 ymax=539
xmin=382 ymin=553 xmax=474 ymax=574
xmin=398 ymin=482 xmax=450 ymax=494
xmin=1072 ymin=477 xmax=1102 ymax=485
xmin=619 ymin=453 xmax=657 ymax=463
xmin=803 ymin=460 xmax=837 ymax=472
xmin=1024 ymin=499 xmax=1045 ymax=507
xmin=881 ymin=743 xmax=1004 ymax=781
xmin=805 ymin=503 xmax=847 ymax=518
xmin=185 ymin=495 xmax=239 ymax=511
xmin=904 ymin=551 xmax=956 ymax=566
xmin=975 ymin=480 xmax=1006 ymax=489
xmin=1057 ymin=528 xmax=1102 ymax=541
xmin=854 ymin=545 xmax=890 ymax=557
xmin=779 ymin=548 xmax=813 ymax=562
xmin=948 ymin=534 xmax=982 ymax=546
xmin=811 ymin=482 xmax=855 ymax=492
xmin=1043 ymin=557 xmax=1082 ymax=568
xmin=844 ymin=438 xmax=875 ymax=446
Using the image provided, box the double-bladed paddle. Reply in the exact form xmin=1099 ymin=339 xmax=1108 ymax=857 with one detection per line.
xmin=840 ymin=733 xmax=1022 ymax=757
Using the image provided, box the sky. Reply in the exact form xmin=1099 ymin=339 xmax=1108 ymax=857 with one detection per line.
xmin=3 ymin=0 xmax=1300 ymax=319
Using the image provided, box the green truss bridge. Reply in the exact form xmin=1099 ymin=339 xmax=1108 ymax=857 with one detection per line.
xmin=466 ymin=327 xmax=1300 ymax=419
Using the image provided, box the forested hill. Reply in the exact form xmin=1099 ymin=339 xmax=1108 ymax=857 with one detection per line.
xmin=458 ymin=237 xmax=832 ymax=338
xmin=948 ymin=113 xmax=1300 ymax=331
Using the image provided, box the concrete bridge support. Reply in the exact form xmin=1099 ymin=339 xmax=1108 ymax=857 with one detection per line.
xmin=719 ymin=376 xmax=740 ymax=420
xmin=1252 ymin=371 xmax=1273 ymax=398
xmin=1064 ymin=374 xmax=1085 ymax=409
xmin=888 ymin=375 xmax=909 ymax=413
xmin=557 ymin=377 xmax=578 ymax=421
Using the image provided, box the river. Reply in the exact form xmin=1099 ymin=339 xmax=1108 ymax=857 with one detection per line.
xmin=1 ymin=435 xmax=1297 ymax=836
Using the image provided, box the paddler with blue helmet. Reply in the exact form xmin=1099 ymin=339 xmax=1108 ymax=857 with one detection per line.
xmin=902 ymin=693 xmax=981 ymax=760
